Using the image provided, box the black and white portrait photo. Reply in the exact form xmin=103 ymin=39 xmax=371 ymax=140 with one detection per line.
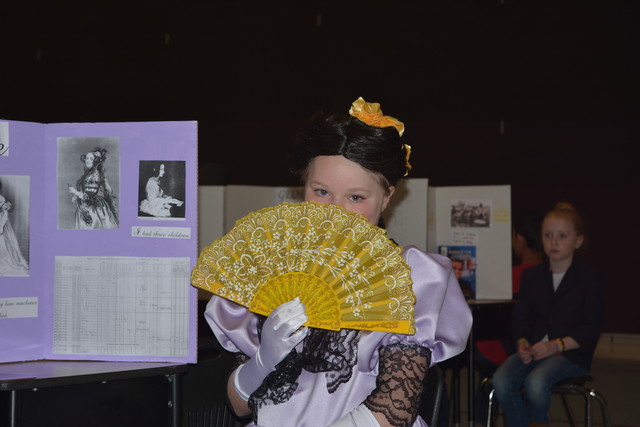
xmin=0 ymin=174 xmax=30 ymax=277
xmin=450 ymin=199 xmax=492 ymax=228
xmin=57 ymin=137 xmax=121 ymax=230
xmin=138 ymin=160 xmax=186 ymax=219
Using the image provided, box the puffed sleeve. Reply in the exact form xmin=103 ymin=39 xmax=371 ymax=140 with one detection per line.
xmin=359 ymin=246 xmax=473 ymax=372
xmin=204 ymin=295 xmax=261 ymax=357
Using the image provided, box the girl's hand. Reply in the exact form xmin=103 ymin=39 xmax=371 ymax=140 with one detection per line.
xmin=256 ymin=297 xmax=309 ymax=369
xmin=517 ymin=339 xmax=533 ymax=364
xmin=530 ymin=340 xmax=558 ymax=361
xmin=233 ymin=297 xmax=308 ymax=401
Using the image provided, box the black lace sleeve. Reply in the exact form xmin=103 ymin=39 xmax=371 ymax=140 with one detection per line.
xmin=364 ymin=342 xmax=432 ymax=426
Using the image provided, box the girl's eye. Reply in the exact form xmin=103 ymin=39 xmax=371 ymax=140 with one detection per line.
xmin=348 ymin=194 xmax=364 ymax=202
xmin=314 ymin=189 xmax=329 ymax=197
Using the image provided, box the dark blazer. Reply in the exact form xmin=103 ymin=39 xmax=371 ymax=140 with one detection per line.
xmin=512 ymin=259 xmax=604 ymax=371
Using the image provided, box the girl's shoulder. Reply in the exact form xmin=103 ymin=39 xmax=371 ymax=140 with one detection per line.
xmin=569 ymin=259 xmax=602 ymax=284
xmin=401 ymin=245 xmax=452 ymax=270
xmin=401 ymin=246 xmax=458 ymax=292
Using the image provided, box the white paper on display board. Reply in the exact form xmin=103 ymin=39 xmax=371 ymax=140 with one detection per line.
xmin=53 ymin=256 xmax=190 ymax=357
xmin=0 ymin=297 xmax=38 ymax=319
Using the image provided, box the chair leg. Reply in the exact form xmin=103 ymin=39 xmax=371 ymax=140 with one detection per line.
xmin=567 ymin=387 xmax=596 ymax=427
xmin=585 ymin=392 xmax=592 ymax=427
xmin=556 ymin=385 xmax=612 ymax=427
xmin=589 ymin=389 xmax=611 ymax=427
xmin=559 ymin=394 xmax=578 ymax=427
xmin=486 ymin=387 xmax=495 ymax=427
xmin=477 ymin=377 xmax=497 ymax=427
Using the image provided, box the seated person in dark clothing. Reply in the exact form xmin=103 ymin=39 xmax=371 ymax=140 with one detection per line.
xmin=492 ymin=202 xmax=603 ymax=427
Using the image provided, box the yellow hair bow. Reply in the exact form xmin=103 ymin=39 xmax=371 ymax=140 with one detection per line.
xmin=403 ymin=144 xmax=412 ymax=176
xmin=348 ymin=97 xmax=405 ymax=137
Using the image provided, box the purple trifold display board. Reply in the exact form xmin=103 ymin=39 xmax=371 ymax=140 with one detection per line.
xmin=0 ymin=119 xmax=198 ymax=363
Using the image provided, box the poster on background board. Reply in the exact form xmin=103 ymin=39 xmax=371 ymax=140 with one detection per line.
xmin=438 ymin=245 xmax=477 ymax=299
xmin=428 ymin=185 xmax=511 ymax=300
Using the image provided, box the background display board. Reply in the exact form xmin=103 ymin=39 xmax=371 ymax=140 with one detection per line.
xmin=199 ymin=180 xmax=511 ymax=301
xmin=0 ymin=119 xmax=199 ymax=363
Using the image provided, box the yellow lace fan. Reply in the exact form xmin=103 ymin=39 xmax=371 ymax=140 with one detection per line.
xmin=191 ymin=201 xmax=416 ymax=334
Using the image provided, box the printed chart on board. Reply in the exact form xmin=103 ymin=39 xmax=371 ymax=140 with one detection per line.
xmin=54 ymin=256 xmax=190 ymax=357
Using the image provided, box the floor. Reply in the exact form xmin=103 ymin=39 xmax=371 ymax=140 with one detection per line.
xmin=448 ymin=356 xmax=640 ymax=427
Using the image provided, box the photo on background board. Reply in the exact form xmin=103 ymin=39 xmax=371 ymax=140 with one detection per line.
xmin=0 ymin=174 xmax=30 ymax=277
xmin=137 ymin=160 xmax=186 ymax=220
xmin=439 ymin=245 xmax=476 ymax=299
xmin=57 ymin=137 xmax=121 ymax=230
xmin=0 ymin=121 xmax=8 ymax=156
xmin=450 ymin=199 xmax=491 ymax=228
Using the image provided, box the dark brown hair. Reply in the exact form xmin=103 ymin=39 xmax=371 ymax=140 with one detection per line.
xmin=288 ymin=112 xmax=409 ymax=188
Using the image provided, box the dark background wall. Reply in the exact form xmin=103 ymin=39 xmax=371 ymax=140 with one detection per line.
xmin=2 ymin=2 xmax=638 ymax=333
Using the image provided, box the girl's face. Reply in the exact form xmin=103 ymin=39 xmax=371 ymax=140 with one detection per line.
xmin=304 ymin=155 xmax=394 ymax=225
xmin=542 ymin=215 xmax=584 ymax=265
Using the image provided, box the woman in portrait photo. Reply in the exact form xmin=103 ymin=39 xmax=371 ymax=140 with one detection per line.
xmin=139 ymin=163 xmax=184 ymax=218
xmin=68 ymin=147 xmax=119 ymax=229
xmin=0 ymin=179 xmax=29 ymax=276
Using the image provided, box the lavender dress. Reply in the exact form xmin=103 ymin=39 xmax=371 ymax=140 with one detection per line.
xmin=205 ymin=246 xmax=472 ymax=427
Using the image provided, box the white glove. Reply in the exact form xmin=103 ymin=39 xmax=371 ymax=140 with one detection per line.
xmin=233 ymin=297 xmax=309 ymax=400
xmin=328 ymin=403 xmax=381 ymax=427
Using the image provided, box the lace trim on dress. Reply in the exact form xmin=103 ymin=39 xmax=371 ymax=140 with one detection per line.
xmin=304 ymin=325 xmax=360 ymax=393
xmin=248 ymin=318 xmax=360 ymax=417
xmin=364 ymin=342 xmax=432 ymax=427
